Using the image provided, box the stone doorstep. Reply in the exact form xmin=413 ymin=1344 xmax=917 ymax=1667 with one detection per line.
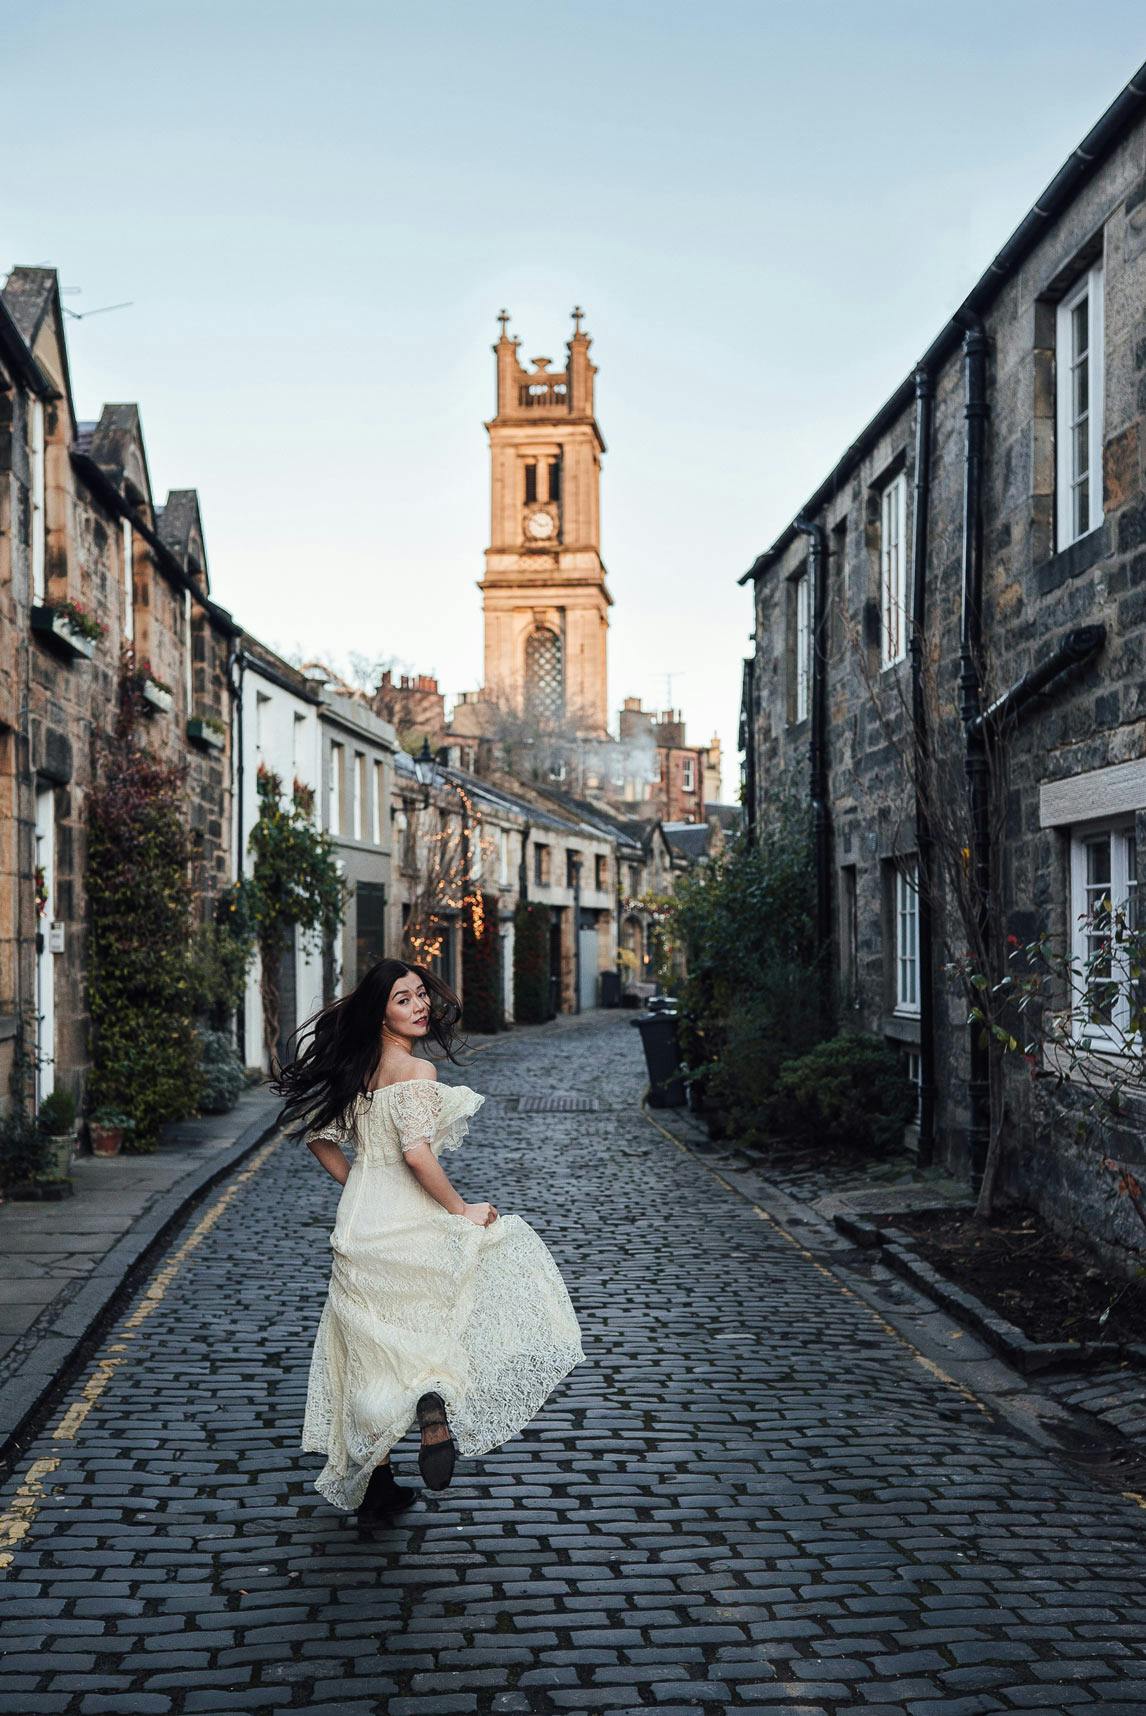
xmin=831 ymin=1205 xmax=1146 ymax=1379
xmin=0 ymin=1096 xmax=281 ymax=1467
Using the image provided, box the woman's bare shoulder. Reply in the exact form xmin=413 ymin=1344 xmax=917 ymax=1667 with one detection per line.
xmin=381 ymin=1059 xmax=438 ymax=1087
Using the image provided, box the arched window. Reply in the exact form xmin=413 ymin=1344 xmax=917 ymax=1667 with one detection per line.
xmin=524 ymin=627 xmax=563 ymax=727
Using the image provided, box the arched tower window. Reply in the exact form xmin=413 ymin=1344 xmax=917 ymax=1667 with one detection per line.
xmin=524 ymin=627 xmax=563 ymax=727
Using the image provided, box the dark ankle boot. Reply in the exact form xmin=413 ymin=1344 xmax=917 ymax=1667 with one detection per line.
xmin=416 ymin=1391 xmax=457 ymax=1491
xmin=357 ymin=1460 xmax=416 ymax=1524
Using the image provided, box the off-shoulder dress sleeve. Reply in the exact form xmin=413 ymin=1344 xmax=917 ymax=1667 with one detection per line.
xmin=391 ymin=1082 xmax=485 ymax=1158
xmin=306 ymin=1104 xmax=358 ymax=1151
xmin=390 ymin=1081 xmax=445 ymax=1153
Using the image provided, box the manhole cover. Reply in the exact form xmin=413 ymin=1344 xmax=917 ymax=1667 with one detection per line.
xmin=515 ymin=1095 xmax=601 ymax=1113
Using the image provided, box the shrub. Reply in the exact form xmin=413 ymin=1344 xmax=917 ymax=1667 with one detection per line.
xmin=0 ymin=1108 xmax=49 ymax=1187
xmin=668 ymin=793 xmax=820 ymax=1127
xmin=767 ymin=1033 xmax=917 ymax=1153
xmin=37 ymin=1088 xmax=77 ymax=1135
xmin=196 ymin=1028 xmax=246 ymax=1114
xmin=188 ymin=885 xmax=256 ymax=1028
xmin=703 ymin=979 xmax=823 ymax=1137
xmin=513 ymin=901 xmax=552 ymax=1023
xmin=463 ymin=893 xmax=503 ymax=1033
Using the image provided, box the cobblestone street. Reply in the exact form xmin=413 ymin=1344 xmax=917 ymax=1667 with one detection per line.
xmin=2 ymin=1010 xmax=1145 ymax=1716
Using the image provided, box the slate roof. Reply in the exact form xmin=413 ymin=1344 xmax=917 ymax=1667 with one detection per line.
xmin=156 ymin=489 xmax=208 ymax=585
xmin=88 ymin=404 xmax=150 ymax=503
xmin=705 ymin=802 xmax=743 ymax=832
xmin=1 ymin=267 xmax=55 ymax=346
xmin=661 ymin=822 xmax=712 ymax=862
xmin=528 ymin=786 xmax=646 ymax=855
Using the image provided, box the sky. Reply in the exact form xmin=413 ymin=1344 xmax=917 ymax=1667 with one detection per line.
xmin=6 ymin=2 xmax=1146 ymax=799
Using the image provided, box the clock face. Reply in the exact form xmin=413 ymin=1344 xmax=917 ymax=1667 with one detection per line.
xmin=526 ymin=509 xmax=555 ymax=541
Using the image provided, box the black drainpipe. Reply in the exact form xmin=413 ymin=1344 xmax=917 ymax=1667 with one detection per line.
xmin=971 ymin=625 xmax=1106 ymax=732
xmin=227 ymin=644 xmax=246 ymax=1059
xmin=795 ymin=516 xmax=832 ymax=1036
xmin=909 ymin=367 xmax=937 ymax=1167
xmin=957 ymin=314 xmax=991 ymax=1194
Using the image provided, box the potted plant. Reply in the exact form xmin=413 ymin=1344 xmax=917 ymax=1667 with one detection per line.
xmin=187 ymin=712 xmax=227 ymax=750
xmin=37 ymin=1088 xmax=77 ymax=1180
xmin=137 ymin=659 xmax=174 ymax=714
xmin=89 ymin=1106 xmax=133 ymax=1157
xmin=31 ymin=597 xmax=107 ymax=661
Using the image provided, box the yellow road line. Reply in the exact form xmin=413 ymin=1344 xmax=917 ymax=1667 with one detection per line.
xmin=642 ymin=1106 xmax=989 ymax=1416
xmin=0 ymin=1133 xmax=282 ymax=1573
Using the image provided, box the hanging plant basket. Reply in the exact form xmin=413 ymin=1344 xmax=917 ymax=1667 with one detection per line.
xmin=31 ymin=603 xmax=101 ymax=661
xmin=141 ymin=676 xmax=174 ymax=713
xmin=187 ymin=714 xmax=226 ymax=751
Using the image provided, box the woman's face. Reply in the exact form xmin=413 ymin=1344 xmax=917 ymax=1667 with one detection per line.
xmin=384 ymin=972 xmax=431 ymax=1041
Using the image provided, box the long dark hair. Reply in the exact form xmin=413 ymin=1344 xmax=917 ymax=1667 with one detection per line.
xmin=271 ymin=958 xmax=462 ymax=1140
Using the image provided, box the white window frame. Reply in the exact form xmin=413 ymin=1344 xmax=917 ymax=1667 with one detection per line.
xmin=121 ymin=518 xmax=134 ymax=643
xmin=794 ymin=569 xmax=810 ymax=722
xmin=905 ymin=1049 xmax=922 ymax=1128
xmin=1069 ymin=818 xmax=1138 ymax=1050
xmin=1056 ymin=260 xmax=1104 ymax=553
xmin=372 ymin=761 xmax=384 ymax=844
xmin=352 ymin=751 xmax=365 ymax=841
xmin=328 ymin=741 xmax=343 ymax=833
xmin=682 ymin=757 xmax=695 ymax=793
xmin=30 ymin=398 xmax=46 ymax=604
xmin=879 ymin=470 xmax=908 ymax=669
xmin=894 ymin=856 xmax=920 ymax=1016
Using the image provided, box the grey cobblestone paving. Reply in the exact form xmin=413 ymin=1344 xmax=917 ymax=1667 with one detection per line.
xmin=1 ymin=1010 xmax=1144 ymax=1715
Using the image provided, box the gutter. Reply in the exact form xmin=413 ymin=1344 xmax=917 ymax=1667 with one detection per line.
xmin=739 ymin=57 xmax=1146 ymax=587
xmin=795 ymin=517 xmax=832 ymax=1034
xmin=958 ymin=314 xmax=992 ymax=1195
xmin=971 ymin=625 xmax=1106 ymax=733
xmin=909 ymin=366 xmax=937 ymax=1167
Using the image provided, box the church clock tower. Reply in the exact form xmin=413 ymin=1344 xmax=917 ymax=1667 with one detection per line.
xmin=480 ymin=307 xmax=611 ymax=736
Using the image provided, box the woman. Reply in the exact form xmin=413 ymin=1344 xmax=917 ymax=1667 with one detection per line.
xmin=273 ymin=958 xmax=586 ymax=1525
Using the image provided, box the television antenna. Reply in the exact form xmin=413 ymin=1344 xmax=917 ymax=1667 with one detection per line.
xmin=63 ymin=300 xmax=133 ymax=321
xmin=661 ymin=671 xmax=685 ymax=709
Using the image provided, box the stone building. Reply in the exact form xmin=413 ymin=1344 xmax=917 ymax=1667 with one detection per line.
xmin=616 ymin=697 xmax=717 ymax=824
xmin=233 ymin=642 xmax=399 ymax=1070
xmin=0 ymin=267 xmax=236 ymax=1110
xmin=318 ymin=687 xmax=398 ymax=997
xmin=739 ymin=63 xmax=1146 ymax=1268
xmin=388 ymin=752 xmax=621 ymax=1018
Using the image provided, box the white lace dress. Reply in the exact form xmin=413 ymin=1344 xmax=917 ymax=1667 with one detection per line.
xmin=300 ymin=1079 xmax=587 ymax=1511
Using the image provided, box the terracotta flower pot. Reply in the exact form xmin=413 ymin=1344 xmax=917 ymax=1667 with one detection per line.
xmin=90 ymin=1123 xmax=124 ymax=1157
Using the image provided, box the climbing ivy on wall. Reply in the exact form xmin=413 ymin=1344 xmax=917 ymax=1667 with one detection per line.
xmin=462 ymin=892 xmax=503 ymax=1034
xmin=88 ymin=709 xmax=202 ymax=1147
xmin=513 ymin=900 xmax=553 ymax=1024
xmin=248 ymin=765 xmax=346 ymax=1064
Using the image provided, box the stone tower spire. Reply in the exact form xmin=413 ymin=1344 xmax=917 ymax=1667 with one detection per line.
xmin=479 ymin=307 xmax=611 ymax=737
